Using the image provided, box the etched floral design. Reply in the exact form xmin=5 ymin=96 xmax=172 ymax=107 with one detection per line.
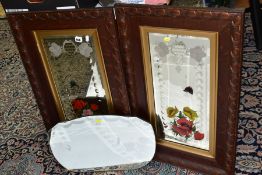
xmin=155 ymin=42 xmax=169 ymax=57
xmin=168 ymin=106 xmax=204 ymax=141
xmin=189 ymin=46 xmax=206 ymax=62
xmin=48 ymin=42 xmax=62 ymax=58
xmin=79 ymin=43 xmax=93 ymax=57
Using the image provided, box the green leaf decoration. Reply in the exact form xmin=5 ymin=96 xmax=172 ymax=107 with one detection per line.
xmin=173 ymin=120 xmax=177 ymax=126
xmin=192 ymin=126 xmax=196 ymax=132
xmin=183 ymin=107 xmax=198 ymax=121
xmin=178 ymin=111 xmax=184 ymax=118
xmin=166 ymin=106 xmax=179 ymax=118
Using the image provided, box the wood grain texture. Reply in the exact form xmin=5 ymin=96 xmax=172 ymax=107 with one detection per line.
xmin=7 ymin=8 xmax=131 ymax=130
xmin=115 ymin=4 xmax=244 ymax=175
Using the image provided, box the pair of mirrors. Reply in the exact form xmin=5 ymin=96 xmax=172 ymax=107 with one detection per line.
xmin=8 ymin=4 xmax=244 ymax=175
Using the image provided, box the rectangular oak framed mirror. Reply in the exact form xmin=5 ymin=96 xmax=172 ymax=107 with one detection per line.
xmin=140 ymin=26 xmax=218 ymax=158
xmin=33 ymin=29 xmax=113 ymax=121
xmin=8 ymin=8 xmax=130 ymax=129
xmin=116 ymin=4 xmax=244 ymax=175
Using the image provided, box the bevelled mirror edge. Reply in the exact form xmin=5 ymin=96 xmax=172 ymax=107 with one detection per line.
xmin=33 ymin=29 xmax=114 ymax=121
xmin=140 ymin=26 xmax=219 ymax=159
xmin=115 ymin=4 xmax=244 ymax=175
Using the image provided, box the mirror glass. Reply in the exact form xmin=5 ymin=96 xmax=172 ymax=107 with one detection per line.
xmin=140 ymin=27 xmax=218 ymax=154
xmin=34 ymin=29 xmax=112 ymax=120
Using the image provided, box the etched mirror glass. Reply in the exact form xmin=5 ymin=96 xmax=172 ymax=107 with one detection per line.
xmin=34 ymin=29 xmax=112 ymax=121
xmin=141 ymin=27 xmax=218 ymax=156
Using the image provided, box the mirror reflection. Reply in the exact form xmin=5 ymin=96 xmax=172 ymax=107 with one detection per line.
xmin=34 ymin=30 xmax=111 ymax=120
xmin=149 ymin=32 xmax=211 ymax=150
xmin=140 ymin=26 xmax=218 ymax=154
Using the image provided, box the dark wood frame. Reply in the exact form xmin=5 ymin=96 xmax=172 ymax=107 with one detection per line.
xmin=115 ymin=4 xmax=244 ymax=175
xmin=7 ymin=8 xmax=131 ymax=130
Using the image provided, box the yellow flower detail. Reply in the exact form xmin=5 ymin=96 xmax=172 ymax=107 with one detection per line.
xmin=163 ymin=37 xmax=171 ymax=43
xmin=183 ymin=107 xmax=198 ymax=121
xmin=166 ymin=106 xmax=179 ymax=118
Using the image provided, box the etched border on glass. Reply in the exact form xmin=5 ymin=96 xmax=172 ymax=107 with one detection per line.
xmin=34 ymin=29 xmax=113 ymax=121
xmin=140 ymin=26 xmax=218 ymax=158
xmin=7 ymin=8 xmax=131 ymax=129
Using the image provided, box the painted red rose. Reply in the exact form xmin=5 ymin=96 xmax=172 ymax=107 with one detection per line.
xmin=172 ymin=118 xmax=193 ymax=137
xmin=90 ymin=104 xmax=99 ymax=111
xmin=194 ymin=131 xmax=204 ymax=140
xmin=176 ymin=118 xmax=193 ymax=127
xmin=72 ymin=99 xmax=87 ymax=110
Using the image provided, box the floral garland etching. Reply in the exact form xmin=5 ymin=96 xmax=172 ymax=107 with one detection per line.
xmin=150 ymin=33 xmax=209 ymax=149
xmin=44 ymin=36 xmax=103 ymax=120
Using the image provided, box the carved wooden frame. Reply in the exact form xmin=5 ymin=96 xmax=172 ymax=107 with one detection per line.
xmin=115 ymin=4 xmax=244 ymax=175
xmin=7 ymin=8 xmax=130 ymax=130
